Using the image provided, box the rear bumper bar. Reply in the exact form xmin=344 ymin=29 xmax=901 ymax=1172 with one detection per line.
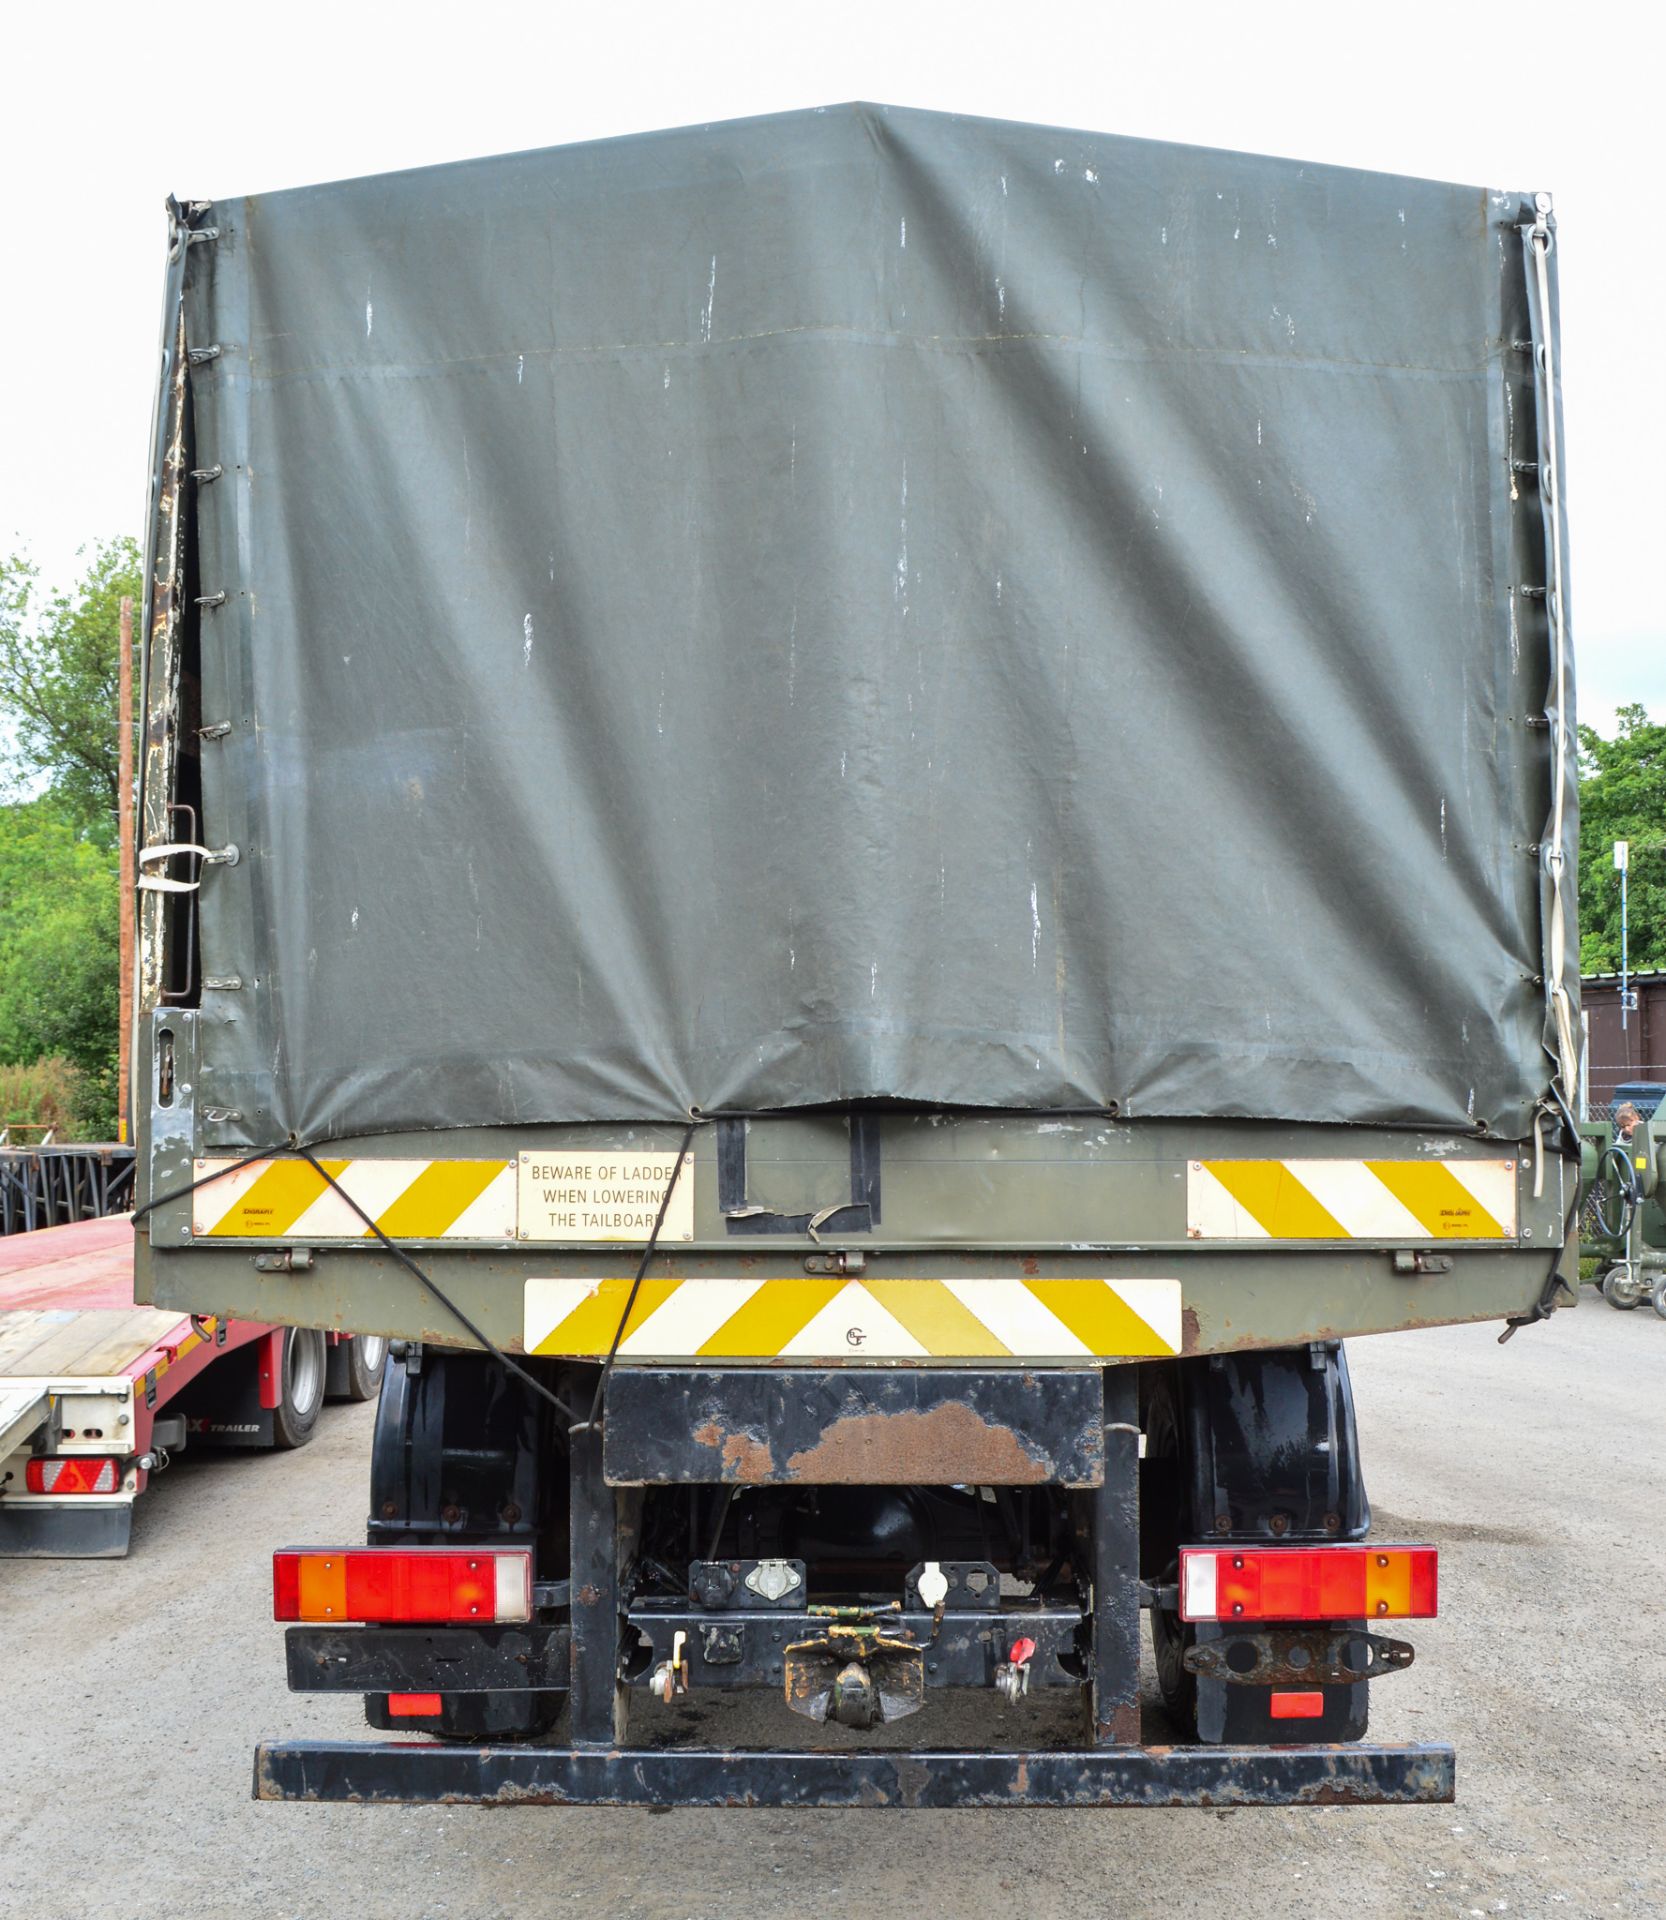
xmin=254 ymin=1739 xmax=1454 ymax=1807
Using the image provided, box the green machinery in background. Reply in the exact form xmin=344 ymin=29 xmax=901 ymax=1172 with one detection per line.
xmin=1582 ymin=1098 xmax=1666 ymax=1317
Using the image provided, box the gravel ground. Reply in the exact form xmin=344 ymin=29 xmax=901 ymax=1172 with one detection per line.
xmin=4 ymin=1297 xmax=1663 ymax=1920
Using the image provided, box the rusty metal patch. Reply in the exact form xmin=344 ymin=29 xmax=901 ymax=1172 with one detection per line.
xmin=602 ymin=1367 xmax=1107 ymax=1487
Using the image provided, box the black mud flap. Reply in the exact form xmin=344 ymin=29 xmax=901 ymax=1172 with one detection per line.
xmin=1193 ymin=1620 xmax=1369 ymax=1744
xmin=0 ymin=1501 xmax=134 ymax=1558
xmin=169 ymin=1342 xmax=276 ymax=1448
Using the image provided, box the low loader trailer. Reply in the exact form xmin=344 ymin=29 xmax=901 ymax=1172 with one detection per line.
xmin=134 ymin=106 xmax=1580 ymax=1808
xmin=0 ymin=1215 xmax=384 ymax=1557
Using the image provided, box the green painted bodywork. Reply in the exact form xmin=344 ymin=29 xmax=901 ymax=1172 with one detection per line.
xmin=135 ymin=1014 xmax=1575 ymax=1357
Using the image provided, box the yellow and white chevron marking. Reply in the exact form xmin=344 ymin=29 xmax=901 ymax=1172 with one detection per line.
xmin=191 ymin=1158 xmax=517 ymax=1241
xmin=522 ymin=1276 xmax=1182 ymax=1362
xmin=1186 ymin=1158 xmax=1518 ymax=1241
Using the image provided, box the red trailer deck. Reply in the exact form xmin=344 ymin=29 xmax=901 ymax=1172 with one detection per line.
xmin=0 ymin=1217 xmax=381 ymax=1556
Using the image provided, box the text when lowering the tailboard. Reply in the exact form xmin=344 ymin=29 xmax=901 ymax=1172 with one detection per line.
xmin=515 ymin=1153 xmax=695 ymax=1242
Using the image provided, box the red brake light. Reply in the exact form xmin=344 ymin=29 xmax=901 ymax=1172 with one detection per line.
xmin=272 ymin=1548 xmax=533 ymax=1624
xmin=1179 ymin=1544 xmax=1437 ymax=1622
xmin=26 ymin=1457 xmax=119 ymax=1495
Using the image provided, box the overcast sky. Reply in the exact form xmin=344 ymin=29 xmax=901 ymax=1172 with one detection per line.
xmin=2 ymin=1 xmax=1658 ymax=728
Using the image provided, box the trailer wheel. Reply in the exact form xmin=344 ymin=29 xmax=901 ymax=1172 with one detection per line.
xmin=273 ymin=1328 xmax=327 ymax=1448
xmin=326 ymin=1334 xmax=388 ymax=1402
xmin=1602 ymin=1267 xmax=1644 ymax=1310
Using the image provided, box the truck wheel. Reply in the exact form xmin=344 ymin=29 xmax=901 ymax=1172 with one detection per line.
xmin=273 ymin=1328 xmax=327 ymax=1448
xmin=326 ymin=1334 xmax=388 ymax=1403
xmin=1651 ymin=1281 xmax=1666 ymax=1321
xmin=1602 ymin=1268 xmax=1644 ymax=1310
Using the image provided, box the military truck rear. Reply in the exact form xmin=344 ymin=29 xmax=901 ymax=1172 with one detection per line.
xmin=132 ymin=104 xmax=1578 ymax=1808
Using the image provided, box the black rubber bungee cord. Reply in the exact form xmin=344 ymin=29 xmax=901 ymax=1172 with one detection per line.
xmin=579 ymin=1119 xmax=698 ymax=1433
xmin=129 ymin=1135 xmax=681 ymax=1431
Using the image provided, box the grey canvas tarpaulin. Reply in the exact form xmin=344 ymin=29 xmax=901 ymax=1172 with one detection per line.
xmin=166 ymin=104 xmax=1574 ymax=1145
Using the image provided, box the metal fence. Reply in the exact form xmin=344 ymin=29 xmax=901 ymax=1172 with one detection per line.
xmin=1579 ymin=1095 xmax=1620 ymax=1253
xmin=0 ymin=1145 xmax=136 ymax=1237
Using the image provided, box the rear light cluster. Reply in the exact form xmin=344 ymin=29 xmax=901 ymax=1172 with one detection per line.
xmin=25 ymin=1458 xmax=119 ymax=1495
xmin=272 ymin=1548 xmax=533 ymax=1624
xmin=1180 ymin=1544 xmax=1437 ymax=1623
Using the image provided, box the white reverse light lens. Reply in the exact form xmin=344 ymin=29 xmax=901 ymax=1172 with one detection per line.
xmin=494 ymin=1551 xmax=533 ymax=1622
xmin=1181 ymin=1549 xmax=1218 ymax=1621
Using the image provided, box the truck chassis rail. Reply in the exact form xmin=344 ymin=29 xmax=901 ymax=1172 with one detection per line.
xmin=253 ymin=1739 xmax=1455 ymax=1808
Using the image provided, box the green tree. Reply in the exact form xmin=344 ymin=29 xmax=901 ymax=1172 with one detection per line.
xmin=1578 ymin=703 xmax=1666 ymax=975
xmin=0 ymin=795 xmax=120 ymax=1137
xmin=0 ymin=536 xmax=142 ymax=841
xmin=0 ymin=542 xmax=138 ymax=1138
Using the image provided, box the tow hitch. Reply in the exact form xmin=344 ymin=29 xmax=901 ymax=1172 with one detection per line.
xmin=783 ymin=1607 xmax=926 ymax=1728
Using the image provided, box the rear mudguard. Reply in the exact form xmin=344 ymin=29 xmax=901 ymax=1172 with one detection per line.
xmin=1173 ymin=1344 xmax=1371 ymax=1743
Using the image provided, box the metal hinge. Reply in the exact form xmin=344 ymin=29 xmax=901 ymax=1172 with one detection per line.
xmin=253 ymin=1249 xmax=314 ymax=1273
xmin=1391 ymin=1250 xmax=1453 ymax=1277
xmin=804 ymin=1249 xmax=866 ymax=1275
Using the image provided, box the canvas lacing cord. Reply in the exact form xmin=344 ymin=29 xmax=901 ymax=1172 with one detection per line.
xmin=1501 ymin=201 xmax=1580 ymax=1344
xmin=1529 ymin=202 xmax=1579 ymax=1111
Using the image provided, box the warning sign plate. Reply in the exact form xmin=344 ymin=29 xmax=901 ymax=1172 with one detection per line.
xmin=516 ymin=1153 xmax=694 ymax=1243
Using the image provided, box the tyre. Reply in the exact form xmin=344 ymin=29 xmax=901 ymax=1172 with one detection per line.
xmin=1602 ymin=1268 xmax=1644 ymax=1310
xmin=1651 ymin=1281 xmax=1666 ymax=1322
xmin=273 ymin=1327 xmax=327 ymax=1448
xmin=326 ymin=1334 xmax=388 ymax=1403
